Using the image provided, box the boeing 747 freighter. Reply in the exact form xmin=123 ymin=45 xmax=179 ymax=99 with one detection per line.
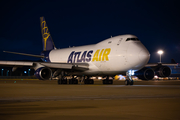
xmin=0 ymin=17 xmax=175 ymax=85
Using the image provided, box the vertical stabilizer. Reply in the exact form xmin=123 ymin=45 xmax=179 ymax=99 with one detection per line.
xmin=40 ymin=16 xmax=56 ymax=51
xmin=171 ymin=59 xmax=177 ymax=64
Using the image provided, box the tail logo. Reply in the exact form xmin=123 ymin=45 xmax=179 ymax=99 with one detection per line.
xmin=40 ymin=17 xmax=50 ymax=51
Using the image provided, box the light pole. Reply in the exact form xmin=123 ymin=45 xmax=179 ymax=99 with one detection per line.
xmin=157 ymin=50 xmax=163 ymax=63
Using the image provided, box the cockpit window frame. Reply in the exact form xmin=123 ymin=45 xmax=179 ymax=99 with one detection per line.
xmin=126 ymin=38 xmax=140 ymax=41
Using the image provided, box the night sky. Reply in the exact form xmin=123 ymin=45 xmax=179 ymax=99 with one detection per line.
xmin=0 ymin=0 xmax=180 ymax=63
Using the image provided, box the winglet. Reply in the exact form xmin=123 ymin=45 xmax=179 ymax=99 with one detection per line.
xmin=40 ymin=16 xmax=56 ymax=51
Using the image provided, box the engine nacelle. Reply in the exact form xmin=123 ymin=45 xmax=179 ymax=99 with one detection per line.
xmin=154 ymin=66 xmax=171 ymax=77
xmin=35 ymin=67 xmax=52 ymax=80
xmin=135 ymin=68 xmax=155 ymax=80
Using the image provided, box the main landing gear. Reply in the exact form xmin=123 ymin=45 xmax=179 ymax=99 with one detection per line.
xmin=56 ymin=71 xmax=114 ymax=85
xmin=69 ymin=77 xmax=78 ymax=84
xmin=84 ymin=76 xmax=94 ymax=84
xmin=57 ymin=77 xmax=78 ymax=84
xmin=57 ymin=71 xmax=78 ymax=85
xmin=102 ymin=76 xmax=113 ymax=84
xmin=125 ymin=71 xmax=134 ymax=85
xmin=57 ymin=71 xmax=67 ymax=84
xmin=57 ymin=78 xmax=67 ymax=84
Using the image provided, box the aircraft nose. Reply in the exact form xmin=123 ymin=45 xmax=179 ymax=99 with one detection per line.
xmin=138 ymin=48 xmax=150 ymax=63
xmin=127 ymin=42 xmax=150 ymax=69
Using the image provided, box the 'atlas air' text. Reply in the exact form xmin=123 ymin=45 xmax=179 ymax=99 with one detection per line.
xmin=67 ymin=48 xmax=111 ymax=63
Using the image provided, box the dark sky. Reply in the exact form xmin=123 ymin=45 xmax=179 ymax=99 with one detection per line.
xmin=0 ymin=0 xmax=180 ymax=63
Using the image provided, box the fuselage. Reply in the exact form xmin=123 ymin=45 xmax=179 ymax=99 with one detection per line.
xmin=44 ymin=34 xmax=150 ymax=76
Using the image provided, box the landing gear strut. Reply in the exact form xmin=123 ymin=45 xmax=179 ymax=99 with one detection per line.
xmin=125 ymin=71 xmax=134 ymax=85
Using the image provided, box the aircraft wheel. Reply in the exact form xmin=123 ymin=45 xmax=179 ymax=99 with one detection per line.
xmin=84 ymin=79 xmax=94 ymax=84
xmin=103 ymin=79 xmax=113 ymax=84
xmin=102 ymin=80 xmax=106 ymax=84
xmin=57 ymin=79 xmax=61 ymax=84
xmin=69 ymin=79 xmax=78 ymax=84
xmin=84 ymin=79 xmax=88 ymax=84
xmin=57 ymin=78 xmax=67 ymax=84
xmin=69 ymin=79 xmax=73 ymax=84
xmin=109 ymin=80 xmax=113 ymax=84
xmin=73 ymin=79 xmax=78 ymax=84
xmin=130 ymin=80 xmax=134 ymax=85
xmin=92 ymin=79 xmax=94 ymax=84
xmin=62 ymin=79 xmax=67 ymax=84
xmin=125 ymin=80 xmax=129 ymax=85
xmin=89 ymin=79 xmax=94 ymax=84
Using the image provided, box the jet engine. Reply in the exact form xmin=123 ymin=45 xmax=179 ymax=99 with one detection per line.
xmin=154 ymin=66 xmax=171 ymax=77
xmin=35 ymin=67 xmax=52 ymax=80
xmin=135 ymin=68 xmax=155 ymax=80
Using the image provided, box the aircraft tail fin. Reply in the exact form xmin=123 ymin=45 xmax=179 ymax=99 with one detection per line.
xmin=171 ymin=59 xmax=177 ymax=64
xmin=40 ymin=16 xmax=56 ymax=51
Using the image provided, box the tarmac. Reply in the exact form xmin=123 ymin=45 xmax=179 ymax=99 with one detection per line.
xmin=0 ymin=79 xmax=180 ymax=120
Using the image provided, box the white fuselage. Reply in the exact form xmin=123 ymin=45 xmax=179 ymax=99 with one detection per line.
xmin=48 ymin=35 xmax=150 ymax=76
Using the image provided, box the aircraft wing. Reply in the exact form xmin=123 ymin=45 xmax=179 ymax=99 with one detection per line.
xmin=0 ymin=61 xmax=34 ymax=67
xmin=145 ymin=63 xmax=178 ymax=67
xmin=40 ymin=62 xmax=89 ymax=70
xmin=0 ymin=61 xmax=89 ymax=71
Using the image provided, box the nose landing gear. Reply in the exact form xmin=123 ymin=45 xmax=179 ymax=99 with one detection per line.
xmin=125 ymin=71 xmax=134 ymax=85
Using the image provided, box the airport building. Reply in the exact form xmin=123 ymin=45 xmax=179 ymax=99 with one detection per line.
xmin=0 ymin=66 xmax=35 ymax=79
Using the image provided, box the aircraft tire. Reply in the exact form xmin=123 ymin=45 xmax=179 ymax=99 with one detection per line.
xmin=57 ymin=79 xmax=61 ymax=84
xmin=125 ymin=80 xmax=129 ymax=85
xmin=84 ymin=79 xmax=88 ymax=84
xmin=89 ymin=79 xmax=94 ymax=84
xmin=102 ymin=80 xmax=106 ymax=84
xmin=69 ymin=79 xmax=74 ymax=84
xmin=92 ymin=79 xmax=94 ymax=84
xmin=69 ymin=79 xmax=78 ymax=84
xmin=63 ymin=79 xmax=67 ymax=84
xmin=58 ymin=79 xmax=67 ymax=84
xmin=103 ymin=80 xmax=113 ymax=84
xmin=73 ymin=79 xmax=78 ymax=84
xmin=84 ymin=79 xmax=94 ymax=84
xmin=109 ymin=80 xmax=113 ymax=84
xmin=130 ymin=80 xmax=134 ymax=85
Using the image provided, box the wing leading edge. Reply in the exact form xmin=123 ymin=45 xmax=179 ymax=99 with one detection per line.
xmin=145 ymin=63 xmax=178 ymax=67
xmin=0 ymin=61 xmax=89 ymax=70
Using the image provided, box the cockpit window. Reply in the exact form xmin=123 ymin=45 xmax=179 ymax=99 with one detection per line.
xmin=126 ymin=38 xmax=140 ymax=41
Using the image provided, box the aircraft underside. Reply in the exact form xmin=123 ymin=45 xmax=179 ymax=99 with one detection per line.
xmin=43 ymin=69 xmax=134 ymax=85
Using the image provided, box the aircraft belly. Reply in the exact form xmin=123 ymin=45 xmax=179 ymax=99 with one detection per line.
xmin=71 ymin=70 xmax=124 ymax=76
